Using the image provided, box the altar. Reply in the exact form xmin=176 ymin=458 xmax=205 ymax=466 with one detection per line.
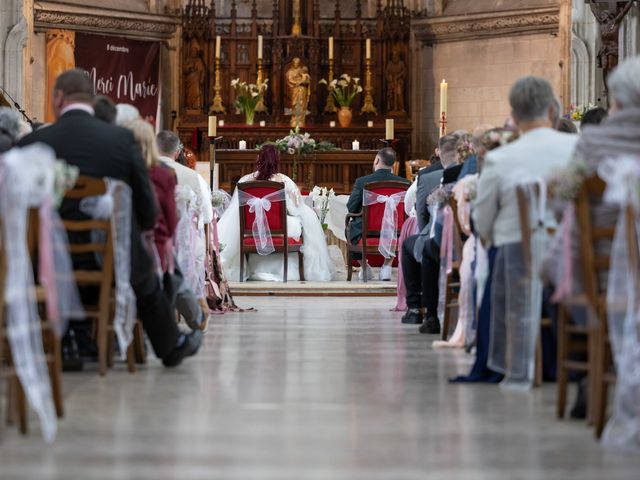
xmin=213 ymin=148 xmax=380 ymax=194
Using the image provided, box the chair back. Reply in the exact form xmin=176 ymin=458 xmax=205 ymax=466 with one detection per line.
xmin=362 ymin=180 xmax=409 ymax=239
xmin=574 ymin=176 xmax=614 ymax=306
xmin=237 ymin=180 xmax=287 ymax=238
xmin=405 ymin=159 xmax=430 ymax=181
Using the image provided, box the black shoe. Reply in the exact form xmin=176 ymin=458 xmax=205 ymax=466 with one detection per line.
xmin=570 ymin=378 xmax=587 ymax=419
xmin=162 ymin=330 xmax=203 ymax=368
xmin=401 ymin=309 xmax=423 ymax=325
xmin=61 ymin=329 xmax=84 ymax=372
xmin=419 ymin=316 xmax=441 ymax=334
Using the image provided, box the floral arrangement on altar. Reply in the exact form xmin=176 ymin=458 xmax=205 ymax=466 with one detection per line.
xmin=310 ymin=185 xmax=335 ymax=231
xmin=564 ymin=103 xmax=597 ymax=121
xmin=319 ymin=74 xmax=363 ymax=107
xmin=231 ymin=78 xmax=268 ymax=125
xmin=262 ymin=127 xmax=337 ymax=156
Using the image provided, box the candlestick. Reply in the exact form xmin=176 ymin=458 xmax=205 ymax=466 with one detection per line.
xmin=323 ymin=58 xmax=338 ymax=114
xmin=208 ymin=115 xmax=216 ymax=137
xmin=328 ymin=36 xmax=334 ymax=60
xmin=361 ymin=57 xmax=378 ymax=114
xmin=385 ymin=119 xmax=394 ymax=140
xmin=257 ymin=35 xmax=263 ymax=60
xmin=255 ymin=58 xmax=267 ymax=113
xmin=215 ymin=35 xmax=221 ymax=59
xmin=365 ymin=38 xmax=371 ymax=60
xmin=440 ymin=79 xmax=448 ymax=118
xmin=208 ymin=135 xmax=222 ymax=189
xmin=209 ymin=57 xmax=225 ymax=113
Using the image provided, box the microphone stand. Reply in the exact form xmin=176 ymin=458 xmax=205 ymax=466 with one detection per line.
xmin=0 ymin=85 xmax=34 ymax=126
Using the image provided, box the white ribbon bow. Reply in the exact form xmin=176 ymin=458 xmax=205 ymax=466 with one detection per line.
xmin=363 ymin=190 xmax=406 ymax=258
xmin=239 ymin=189 xmax=286 ymax=256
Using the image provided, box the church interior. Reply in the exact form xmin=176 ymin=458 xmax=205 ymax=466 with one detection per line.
xmin=1 ymin=0 xmax=640 ymax=478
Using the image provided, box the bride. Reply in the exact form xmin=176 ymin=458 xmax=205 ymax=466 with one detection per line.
xmin=218 ymin=144 xmax=335 ymax=282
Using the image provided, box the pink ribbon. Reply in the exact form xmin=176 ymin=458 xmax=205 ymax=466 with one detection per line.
xmin=551 ymin=203 xmax=575 ymax=303
xmin=38 ymin=200 xmax=60 ymax=326
xmin=439 ymin=205 xmax=455 ymax=274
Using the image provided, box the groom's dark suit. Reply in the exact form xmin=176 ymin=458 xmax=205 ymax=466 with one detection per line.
xmin=18 ymin=108 xmax=180 ymax=358
xmin=346 ymin=168 xmax=410 ymax=244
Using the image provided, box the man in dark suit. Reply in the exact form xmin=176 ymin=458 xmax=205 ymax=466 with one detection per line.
xmin=18 ymin=69 xmax=201 ymax=367
xmin=347 ymin=147 xmax=410 ymax=281
xmin=400 ymin=133 xmax=463 ymax=333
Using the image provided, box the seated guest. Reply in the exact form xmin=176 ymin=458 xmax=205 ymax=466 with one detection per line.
xmin=94 ymin=95 xmax=117 ymax=124
xmin=453 ymin=76 xmax=577 ymax=386
xmin=156 ymin=131 xmax=213 ymax=227
xmin=0 ymin=107 xmax=20 ymax=153
xmin=17 ymin=69 xmax=201 ymax=367
xmin=400 ymin=132 xmax=462 ymax=331
xmin=219 ymin=144 xmax=334 ymax=281
xmin=347 ymin=147 xmax=410 ymax=281
xmin=128 ymin=119 xmax=208 ymax=331
xmin=544 ymin=56 xmax=640 ymax=415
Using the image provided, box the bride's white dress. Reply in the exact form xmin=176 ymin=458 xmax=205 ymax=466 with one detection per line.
xmin=219 ymin=172 xmax=335 ymax=282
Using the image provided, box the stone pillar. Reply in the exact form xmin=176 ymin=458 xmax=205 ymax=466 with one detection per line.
xmin=1 ymin=0 xmax=27 ymax=106
xmin=620 ymin=2 xmax=640 ymax=61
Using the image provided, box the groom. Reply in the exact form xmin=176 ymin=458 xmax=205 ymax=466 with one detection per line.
xmin=347 ymin=147 xmax=410 ymax=281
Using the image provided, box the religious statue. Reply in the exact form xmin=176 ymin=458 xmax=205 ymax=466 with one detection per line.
xmin=184 ymin=38 xmax=206 ymax=111
xmin=589 ymin=0 xmax=637 ymax=94
xmin=286 ymin=58 xmax=310 ymax=128
xmin=385 ymin=47 xmax=406 ymax=114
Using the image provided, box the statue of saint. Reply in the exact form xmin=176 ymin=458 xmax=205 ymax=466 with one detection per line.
xmin=590 ymin=1 xmax=636 ymax=93
xmin=184 ymin=38 xmax=206 ymax=111
xmin=385 ymin=48 xmax=406 ymax=114
xmin=285 ymin=58 xmax=310 ymax=128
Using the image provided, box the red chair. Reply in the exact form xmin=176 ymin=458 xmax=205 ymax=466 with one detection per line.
xmin=345 ymin=180 xmax=409 ymax=283
xmin=238 ymin=181 xmax=304 ymax=282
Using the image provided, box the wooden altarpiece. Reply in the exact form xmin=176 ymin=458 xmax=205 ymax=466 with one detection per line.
xmin=177 ymin=0 xmax=413 ymax=186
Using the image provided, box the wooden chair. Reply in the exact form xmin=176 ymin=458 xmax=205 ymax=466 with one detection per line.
xmin=237 ymin=181 xmax=304 ymax=283
xmin=345 ymin=181 xmax=409 ymax=283
xmin=440 ymin=198 xmax=464 ymax=341
xmin=62 ymin=176 xmax=116 ymax=376
xmin=514 ymin=183 xmax=555 ymax=387
xmin=405 ymin=159 xmax=430 ymax=181
xmin=556 ymin=177 xmax=614 ymax=428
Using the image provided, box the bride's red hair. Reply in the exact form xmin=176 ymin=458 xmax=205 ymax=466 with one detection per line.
xmin=255 ymin=144 xmax=280 ymax=180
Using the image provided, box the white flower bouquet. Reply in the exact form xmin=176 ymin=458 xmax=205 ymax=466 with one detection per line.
xmin=310 ymin=185 xmax=335 ymax=231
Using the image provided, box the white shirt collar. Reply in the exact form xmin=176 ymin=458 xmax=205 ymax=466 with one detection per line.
xmin=60 ymin=103 xmax=95 ymax=116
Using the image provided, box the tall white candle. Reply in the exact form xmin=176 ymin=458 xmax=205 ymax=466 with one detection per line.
xmin=257 ymin=35 xmax=263 ymax=60
xmin=385 ymin=119 xmax=394 ymax=140
xmin=440 ymin=79 xmax=448 ymax=115
xmin=328 ymin=37 xmax=334 ymax=60
xmin=215 ymin=35 xmax=221 ymax=59
xmin=365 ymin=38 xmax=371 ymax=59
xmin=208 ymin=115 xmax=217 ymax=137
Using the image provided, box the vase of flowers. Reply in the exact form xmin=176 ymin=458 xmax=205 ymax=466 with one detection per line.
xmin=310 ymin=185 xmax=335 ymax=232
xmin=231 ymin=78 xmax=268 ymax=126
xmin=319 ymin=74 xmax=363 ymax=128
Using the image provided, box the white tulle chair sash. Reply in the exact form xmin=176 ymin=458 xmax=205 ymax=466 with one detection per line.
xmin=175 ymin=185 xmax=205 ymax=296
xmin=598 ymin=157 xmax=640 ymax=452
xmin=363 ymin=190 xmax=406 ymax=258
xmin=488 ymin=179 xmax=547 ymax=391
xmin=79 ymin=179 xmax=136 ymax=358
xmin=238 ymin=189 xmax=286 ymax=256
xmin=0 ymin=144 xmax=83 ymax=442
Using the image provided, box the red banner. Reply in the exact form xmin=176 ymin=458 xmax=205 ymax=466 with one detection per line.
xmin=74 ymin=33 xmax=161 ymax=126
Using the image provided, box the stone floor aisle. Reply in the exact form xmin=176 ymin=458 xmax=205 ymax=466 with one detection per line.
xmin=1 ymin=296 xmax=639 ymax=479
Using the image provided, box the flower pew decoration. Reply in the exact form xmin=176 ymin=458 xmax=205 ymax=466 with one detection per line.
xmin=231 ymin=78 xmax=268 ymax=125
xmin=310 ymin=185 xmax=335 ymax=231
